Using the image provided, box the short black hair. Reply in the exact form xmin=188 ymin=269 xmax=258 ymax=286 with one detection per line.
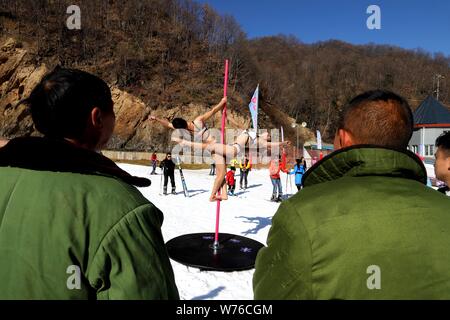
xmin=24 ymin=67 xmax=113 ymax=140
xmin=338 ymin=90 xmax=413 ymax=149
xmin=172 ymin=118 xmax=188 ymax=129
xmin=436 ymin=131 xmax=450 ymax=154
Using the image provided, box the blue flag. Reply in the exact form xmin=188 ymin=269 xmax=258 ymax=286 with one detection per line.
xmin=248 ymin=85 xmax=259 ymax=129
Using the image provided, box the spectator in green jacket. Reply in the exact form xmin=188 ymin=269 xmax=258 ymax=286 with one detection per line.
xmin=0 ymin=67 xmax=179 ymax=299
xmin=435 ymin=131 xmax=450 ymax=195
xmin=254 ymin=90 xmax=450 ymax=300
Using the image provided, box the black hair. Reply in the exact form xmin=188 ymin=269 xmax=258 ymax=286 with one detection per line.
xmin=172 ymin=118 xmax=188 ymax=129
xmin=24 ymin=67 xmax=113 ymax=140
xmin=436 ymin=131 xmax=450 ymax=154
xmin=338 ymin=90 xmax=413 ymax=149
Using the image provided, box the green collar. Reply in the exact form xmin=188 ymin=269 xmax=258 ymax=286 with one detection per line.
xmin=303 ymin=145 xmax=427 ymax=187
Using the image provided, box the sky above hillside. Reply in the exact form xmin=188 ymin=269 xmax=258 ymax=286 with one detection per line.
xmin=196 ymin=0 xmax=450 ymax=56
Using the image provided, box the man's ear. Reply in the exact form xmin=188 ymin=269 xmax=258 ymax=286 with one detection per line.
xmin=90 ymin=107 xmax=103 ymax=129
xmin=336 ymin=128 xmax=355 ymax=148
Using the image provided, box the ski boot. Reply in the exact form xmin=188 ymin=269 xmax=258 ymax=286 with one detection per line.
xmin=171 ymin=187 xmax=176 ymax=195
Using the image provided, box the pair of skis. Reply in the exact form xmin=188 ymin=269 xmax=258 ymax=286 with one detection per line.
xmin=176 ymin=157 xmax=190 ymax=197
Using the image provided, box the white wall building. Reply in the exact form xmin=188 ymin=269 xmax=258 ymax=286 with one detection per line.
xmin=409 ymin=96 xmax=450 ymax=161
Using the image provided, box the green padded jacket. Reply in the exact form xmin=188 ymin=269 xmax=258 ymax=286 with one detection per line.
xmin=0 ymin=137 xmax=179 ymax=300
xmin=254 ymin=146 xmax=450 ymax=300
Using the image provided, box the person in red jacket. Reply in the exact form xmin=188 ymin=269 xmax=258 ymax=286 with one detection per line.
xmin=150 ymin=151 xmax=158 ymax=175
xmin=269 ymin=150 xmax=288 ymax=202
xmin=226 ymin=167 xmax=236 ymax=196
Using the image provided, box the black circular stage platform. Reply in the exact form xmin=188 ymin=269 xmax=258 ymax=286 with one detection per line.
xmin=166 ymin=233 xmax=265 ymax=272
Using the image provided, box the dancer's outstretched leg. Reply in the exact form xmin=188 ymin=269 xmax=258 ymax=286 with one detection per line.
xmin=257 ymin=132 xmax=291 ymax=150
xmin=172 ymin=131 xmax=249 ymax=160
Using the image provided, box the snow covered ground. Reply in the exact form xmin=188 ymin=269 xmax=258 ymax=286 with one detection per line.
xmin=117 ymin=161 xmax=438 ymax=300
xmin=117 ymin=163 xmax=286 ymax=300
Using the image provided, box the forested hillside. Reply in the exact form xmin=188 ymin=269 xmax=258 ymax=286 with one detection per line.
xmin=0 ymin=0 xmax=449 ymax=148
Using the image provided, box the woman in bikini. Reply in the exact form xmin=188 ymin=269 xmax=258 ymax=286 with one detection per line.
xmin=173 ymin=130 xmax=290 ymax=201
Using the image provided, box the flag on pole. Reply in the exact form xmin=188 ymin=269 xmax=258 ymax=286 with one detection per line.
xmin=316 ymin=130 xmax=322 ymax=150
xmin=248 ymin=85 xmax=259 ymax=129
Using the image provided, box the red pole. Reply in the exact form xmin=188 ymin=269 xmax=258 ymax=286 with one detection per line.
xmin=214 ymin=59 xmax=229 ymax=250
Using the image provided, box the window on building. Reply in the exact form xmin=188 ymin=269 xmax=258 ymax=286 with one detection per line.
xmin=424 ymin=145 xmax=435 ymax=156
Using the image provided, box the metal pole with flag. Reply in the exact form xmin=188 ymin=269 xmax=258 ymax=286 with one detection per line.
xmin=248 ymin=85 xmax=259 ymax=130
xmin=247 ymin=84 xmax=259 ymax=167
xmin=316 ymin=130 xmax=322 ymax=151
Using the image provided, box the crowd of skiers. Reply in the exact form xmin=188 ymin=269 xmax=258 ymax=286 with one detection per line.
xmin=153 ymin=147 xmax=309 ymax=202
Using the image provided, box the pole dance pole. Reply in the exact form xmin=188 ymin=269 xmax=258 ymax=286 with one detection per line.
xmin=213 ymin=59 xmax=229 ymax=251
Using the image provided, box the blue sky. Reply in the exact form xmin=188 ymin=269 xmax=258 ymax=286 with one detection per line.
xmin=195 ymin=0 xmax=450 ymax=56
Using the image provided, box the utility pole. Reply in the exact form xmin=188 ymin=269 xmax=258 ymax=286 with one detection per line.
xmin=435 ymin=74 xmax=445 ymax=101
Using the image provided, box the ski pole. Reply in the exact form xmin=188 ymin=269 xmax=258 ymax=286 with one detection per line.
xmin=159 ymin=170 xmax=163 ymax=195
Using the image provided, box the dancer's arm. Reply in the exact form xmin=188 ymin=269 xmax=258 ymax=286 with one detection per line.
xmin=196 ymin=97 xmax=227 ymax=123
xmin=148 ymin=116 xmax=175 ymax=130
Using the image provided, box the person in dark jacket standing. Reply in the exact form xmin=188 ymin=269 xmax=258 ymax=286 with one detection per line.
xmin=254 ymin=90 xmax=450 ymax=299
xmin=435 ymin=131 xmax=450 ymax=196
xmin=0 ymin=67 xmax=179 ymax=299
xmin=209 ymin=159 xmax=216 ymax=176
xmin=160 ymin=153 xmax=176 ymax=195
